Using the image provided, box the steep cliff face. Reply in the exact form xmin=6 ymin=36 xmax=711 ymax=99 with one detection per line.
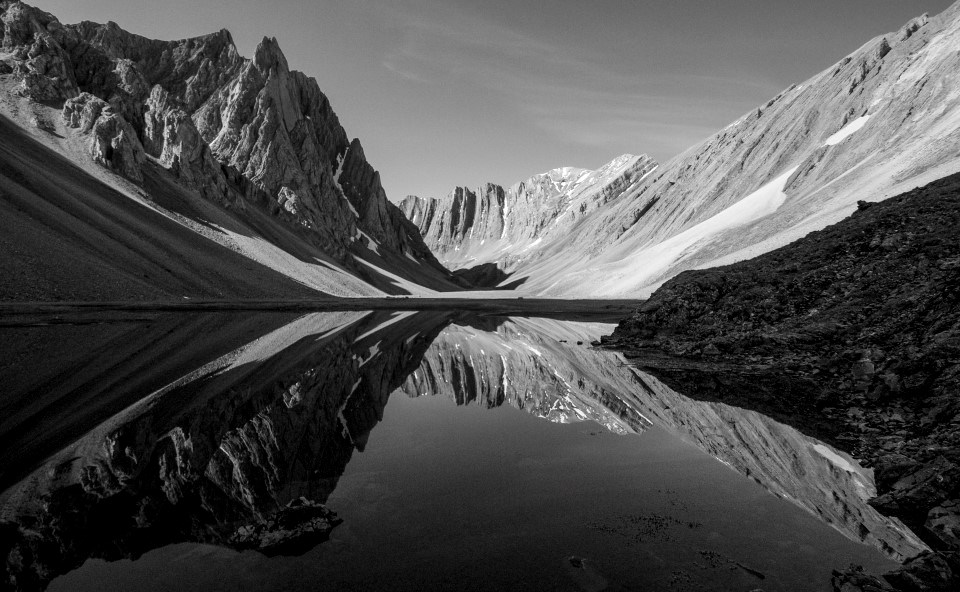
xmin=402 ymin=3 xmax=960 ymax=297
xmin=400 ymin=154 xmax=657 ymax=273
xmin=0 ymin=1 xmax=456 ymax=297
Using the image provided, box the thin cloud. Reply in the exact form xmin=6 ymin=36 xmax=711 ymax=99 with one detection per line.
xmin=361 ymin=0 xmax=787 ymax=159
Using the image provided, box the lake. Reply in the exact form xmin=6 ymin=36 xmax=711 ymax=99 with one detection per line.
xmin=0 ymin=309 xmax=925 ymax=591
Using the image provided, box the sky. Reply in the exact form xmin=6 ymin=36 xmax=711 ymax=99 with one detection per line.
xmin=38 ymin=0 xmax=957 ymax=201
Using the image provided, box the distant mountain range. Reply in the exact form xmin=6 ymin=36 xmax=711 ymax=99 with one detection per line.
xmin=403 ymin=2 xmax=960 ymax=297
xmin=399 ymin=154 xmax=657 ymax=280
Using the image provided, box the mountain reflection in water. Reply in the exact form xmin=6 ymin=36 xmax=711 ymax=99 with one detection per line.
xmin=0 ymin=310 xmax=925 ymax=591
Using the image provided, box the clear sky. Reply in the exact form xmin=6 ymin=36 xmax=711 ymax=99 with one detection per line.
xmin=38 ymin=0 xmax=957 ymax=201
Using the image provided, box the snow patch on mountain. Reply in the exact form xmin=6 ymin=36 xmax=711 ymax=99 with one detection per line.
xmin=588 ymin=166 xmax=799 ymax=296
xmin=824 ymin=115 xmax=872 ymax=146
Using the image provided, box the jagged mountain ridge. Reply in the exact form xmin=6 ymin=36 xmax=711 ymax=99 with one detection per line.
xmin=0 ymin=1 xmax=459 ymax=298
xmin=400 ymin=154 xmax=657 ymax=274
xmin=402 ymin=3 xmax=960 ymax=297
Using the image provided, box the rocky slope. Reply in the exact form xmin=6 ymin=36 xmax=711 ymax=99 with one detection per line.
xmin=0 ymin=1 xmax=459 ymax=298
xmin=400 ymin=154 xmax=657 ymax=279
xmin=604 ymin=171 xmax=960 ymax=589
xmin=404 ymin=2 xmax=960 ymax=297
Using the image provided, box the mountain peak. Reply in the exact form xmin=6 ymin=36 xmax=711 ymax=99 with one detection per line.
xmin=0 ymin=1 xmax=462 ymax=297
xmin=254 ymin=35 xmax=289 ymax=73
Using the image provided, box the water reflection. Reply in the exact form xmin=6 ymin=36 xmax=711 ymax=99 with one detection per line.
xmin=0 ymin=311 xmax=925 ymax=591
xmin=401 ymin=316 xmax=926 ymax=561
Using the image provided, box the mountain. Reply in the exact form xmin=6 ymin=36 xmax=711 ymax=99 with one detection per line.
xmin=0 ymin=1 xmax=461 ymax=299
xmin=403 ymin=3 xmax=960 ymax=297
xmin=603 ymin=171 xmax=960 ymax=589
xmin=399 ymin=154 xmax=657 ymax=279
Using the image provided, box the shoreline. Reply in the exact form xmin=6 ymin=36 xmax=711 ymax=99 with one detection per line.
xmin=0 ymin=298 xmax=644 ymax=325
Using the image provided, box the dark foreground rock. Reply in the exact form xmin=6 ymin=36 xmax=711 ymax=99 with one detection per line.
xmin=603 ymin=171 xmax=960 ymax=590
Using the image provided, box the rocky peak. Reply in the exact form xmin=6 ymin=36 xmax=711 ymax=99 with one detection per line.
xmin=0 ymin=1 xmax=456 ymax=291
xmin=253 ymin=35 xmax=288 ymax=74
xmin=896 ymin=14 xmax=929 ymax=41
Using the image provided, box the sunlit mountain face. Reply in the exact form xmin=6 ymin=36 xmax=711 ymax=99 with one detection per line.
xmin=0 ymin=310 xmax=921 ymax=591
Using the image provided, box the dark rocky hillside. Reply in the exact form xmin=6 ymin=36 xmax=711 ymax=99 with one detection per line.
xmin=604 ymin=172 xmax=960 ymax=590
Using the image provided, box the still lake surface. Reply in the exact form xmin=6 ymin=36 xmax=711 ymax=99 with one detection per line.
xmin=0 ymin=310 xmax=926 ymax=591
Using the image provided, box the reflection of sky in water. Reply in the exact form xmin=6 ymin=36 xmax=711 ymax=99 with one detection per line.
xmin=0 ymin=312 xmax=917 ymax=591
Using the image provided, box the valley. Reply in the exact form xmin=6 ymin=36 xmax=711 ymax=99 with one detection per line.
xmin=1 ymin=0 xmax=960 ymax=590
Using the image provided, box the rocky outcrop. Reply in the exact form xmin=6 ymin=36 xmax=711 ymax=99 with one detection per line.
xmin=604 ymin=172 xmax=960 ymax=589
xmin=0 ymin=2 xmax=78 ymax=101
xmin=141 ymin=84 xmax=230 ymax=202
xmin=0 ymin=1 xmax=456 ymax=293
xmin=400 ymin=154 xmax=657 ymax=273
xmin=62 ymin=92 xmax=145 ymax=181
